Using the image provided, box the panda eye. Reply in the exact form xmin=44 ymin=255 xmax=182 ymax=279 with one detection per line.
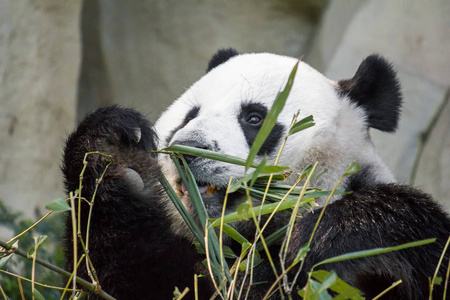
xmin=247 ymin=113 xmax=263 ymax=126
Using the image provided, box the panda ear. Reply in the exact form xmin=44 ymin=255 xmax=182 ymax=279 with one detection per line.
xmin=338 ymin=55 xmax=402 ymax=132
xmin=206 ymin=48 xmax=239 ymax=72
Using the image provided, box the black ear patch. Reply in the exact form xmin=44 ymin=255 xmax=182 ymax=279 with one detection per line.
xmin=338 ymin=55 xmax=402 ymax=132
xmin=206 ymin=48 xmax=239 ymax=72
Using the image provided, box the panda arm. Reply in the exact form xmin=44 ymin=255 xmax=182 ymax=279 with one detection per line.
xmin=62 ymin=106 xmax=210 ymax=299
xmin=287 ymin=184 xmax=450 ymax=299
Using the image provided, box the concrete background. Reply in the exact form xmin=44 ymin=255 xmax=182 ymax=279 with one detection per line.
xmin=0 ymin=0 xmax=449 ymax=226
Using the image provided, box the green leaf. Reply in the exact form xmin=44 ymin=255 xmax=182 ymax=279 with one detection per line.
xmin=34 ymin=235 xmax=48 ymax=248
xmin=27 ymin=246 xmax=35 ymax=258
xmin=245 ymin=61 xmax=299 ymax=171
xmin=431 ymin=276 xmax=443 ymax=286
xmin=0 ymin=254 xmax=13 ymax=268
xmin=294 ymin=244 xmax=310 ymax=263
xmin=159 ymin=173 xmax=204 ymax=249
xmin=236 ymin=202 xmax=250 ymax=221
xmin=343 ymin=160 xmax=361 ymax=177
xmin=311 ymin=270 xmax=363 ymax=300
xmin=314 ymin=238 xmax=436 ymax=268
xmin=45 ymin=198 xmax=71 ymax=212
xmin=210 ymin=196 xmax=315 ymax=227
xmin=173 ymin=286 xmax=182 ymax=298
xmin=219 ymin=224 xmax=249 ymax=245
xmin=239 ymin=255 xmax=264 ymax=272
xmin=163 ymin=145 xmax=288 ymax=174
xmin=33 ymin=288 xmax=45 ymax=300
xmin=317 ymin=271 xmax=338 ymax=293
xmin=222 ymin=245 xmax=237 ymax=259
xmin=249 ymin=156 xmax=267 ymax=187
xmin=228 ymin=178 xmax=244 ymax=193
xmin=288 ymin=115 xmax=315 ymax=136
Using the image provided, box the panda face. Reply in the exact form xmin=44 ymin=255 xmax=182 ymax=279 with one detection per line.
xmin=155 ymin=52 xmax=398 ymax=213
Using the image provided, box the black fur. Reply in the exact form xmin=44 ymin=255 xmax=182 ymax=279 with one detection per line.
xmin=338 ymin=55 xmax=402 ymax=132
xmin=206 ymin=48 xmax=239 ymax=72
xmin=62 ymin=106 xmax=212 ymax=299
xmin=285 ymin=184 xmax=450 ymax=300
xmin=238 ymin=102 xmax=284 ymax=155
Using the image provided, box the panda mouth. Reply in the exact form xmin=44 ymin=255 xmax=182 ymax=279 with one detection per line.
xmin=180 ymin=181 xmax=222 ymax=196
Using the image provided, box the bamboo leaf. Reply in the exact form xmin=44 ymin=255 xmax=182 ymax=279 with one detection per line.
xmin=163 ymin=144 xmax=288 ymax=174
xmin=219 ymin=224 xmax=250 ymax=245
xmin=45 ymin=198 xmax=71 ymax=212
xmin=239 ymin=255 xmax=264 ymax=272
xmin=34 ymin=235 xmax=47 ymax=248
xmin=311 ymin=270 xmax=363 ymax=300
xmin=159 ymin=173 xmax=205 ymax=248
xmin=210 ymin=197 xmax=315 ymax=227
xmin=0 ymin=254 xmax=12 ymax=268
xmin=293 ymin=244 xmax=310 ymax=264
xmin=245 ymin=61 xmax=299 ymax=171
xmin=343 ymin=160 xmax=361 ymax=177
xmin=288 ymin=115 xmax=315 ymax=136
xmin=236 ymin=203 xmax=250 ymax=221
xmin=27 ymin=246 xmax=35 ymax=258
xmin=314 ymin=238 xmax=436 ymax=268
xmin=249 ymin=156 xmax=267 ymax=187
xmin=317 ymin=271 xmax=338 ymax=293
xmin=33 ymin=289 xmax=45 ymax=300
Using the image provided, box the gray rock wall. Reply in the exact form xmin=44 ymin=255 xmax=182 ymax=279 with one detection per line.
xmin=85 ymin=0 xmax=323 ymax=121
xmin=0 ymin=1 xmax=82 ymax=219
xmin=307 ymin=0 xmax=450 ymax=210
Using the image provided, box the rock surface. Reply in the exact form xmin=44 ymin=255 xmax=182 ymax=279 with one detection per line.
xmin=306 ymin=0 xmax=450 ymax=210
xmin=0 ymin=1 xmax=81 ymax=220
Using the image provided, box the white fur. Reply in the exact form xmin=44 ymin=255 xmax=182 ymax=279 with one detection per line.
xmin=155 ymin=53 xmax=396 ymax=205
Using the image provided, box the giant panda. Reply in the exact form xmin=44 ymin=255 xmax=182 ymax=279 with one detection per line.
xmin=62 ymin=49 xmax=450 ymax=299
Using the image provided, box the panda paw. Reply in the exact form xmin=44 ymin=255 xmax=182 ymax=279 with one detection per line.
xmin=62 ymin=106 xmax=160 ymax=195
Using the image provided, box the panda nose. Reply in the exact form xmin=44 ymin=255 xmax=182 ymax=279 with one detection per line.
xmin=170 ymin=140 xmax=211 ymax=164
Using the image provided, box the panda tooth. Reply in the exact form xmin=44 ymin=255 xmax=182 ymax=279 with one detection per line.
xmin=206 ymin=185 xmax=215 ymax=195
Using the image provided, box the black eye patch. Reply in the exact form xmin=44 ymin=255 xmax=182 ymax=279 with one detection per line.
xmin=238 ymin=103 xmax=284 ymax=156
xmin=165 ymin=106 xmax=200 ymax=145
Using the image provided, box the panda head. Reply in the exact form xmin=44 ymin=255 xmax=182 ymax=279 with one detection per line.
xmin=155 ymin=49 xmax=402 ymax=214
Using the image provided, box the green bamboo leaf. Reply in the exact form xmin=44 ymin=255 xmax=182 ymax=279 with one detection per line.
xmin=245 ymin=61 xmax=299 ymax=171
xmin=249 ymin=156 xmax=267 ymax=187
xmin=317 ymin=271 xmax=338 ymax=294
xmin=33 ymin=289 xmax=45 ymax=300
xmin=27 ymin=246 xmax=35 ymax=258
xmin=288 ymin=115 xmax=315 ymax=136
xmin=253 ymin=172 xmax=291 ymax=182
xmin=239 ymin=255 xmax=264 ymax=272
xmin=163 ymin=144 xmax=288 ymax=174
xmin=343 ymin=160 xmax=361 ymax=177
xmin=0 ymin=254 xmax=12 ymax=268
xmin=159 ymin=173 xmax=204 ymax=248
xmin=210 ymin=196 xmax=315 ymax=227
xmin=293 ymin=244 xmax=310 ymax=264
xmin=45 ymin=198 xmax=71 ymax=212
xmin=34 ymin=235 xmax=48 ymax=248
xmin=314 ymin=238 xmax=436 ymax=268
xmin=228 ymin=178 xmax=244 ymax=193
xmin=236 ymin=202 xmax=250 ymax=221
xmin=431 ymin=276 xmax=443 ymax=286
xmin=311 ymin=270 xmax=363 ymax=300
xmin=219 ymin=224 xmax=249 ymax=245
